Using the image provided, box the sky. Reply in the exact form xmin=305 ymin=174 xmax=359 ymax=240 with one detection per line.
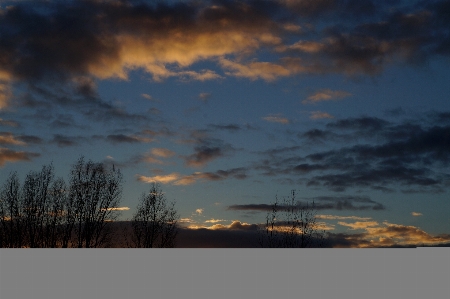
xmin=1 ymin=0 xmax=450 ymax=247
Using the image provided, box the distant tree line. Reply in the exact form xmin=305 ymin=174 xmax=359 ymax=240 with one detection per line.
xmin=0 ymin=157 xmax=179 ymax=248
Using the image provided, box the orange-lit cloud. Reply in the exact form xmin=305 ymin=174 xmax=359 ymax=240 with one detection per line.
xmin=151 ymin=148 xmax=176 ymax=158
xmin=180 ymin=218 xmax=194 ymax=223
xmin=0 ymin=69 xmax=12 ymax=109
xmin=188 ymin=220 xmax=258 ymax=231
xmin=220 ymin=58 xmax=294 ymax=81
xmin=0 ymin=132 xmax=26 ymax=146
xmin=262 ymin=114 xmax=290 ymax=124
xmin=411 ymin=212 xmax=423 ymax=216
xmin=136 ymin=173 xmax=180 ymax=184
xmin=1 ymin=0 xmax=448 ymax=111
xmin=0 ymin=147 xmax=40 ymax=166
xmin=317 ymin=215 xmax=372 ymax=221
xmin=141 ymin=156 xmax=164 ymax=165
xmin=101 ymin=207 xmax=130 ymax=211
xmin=309 ymin=111 xmax=334 ymax=119
xmin=338 ymin=221 xmax=380 ymax=230
xmin=195 ymin=208 xmax=204 ymax=215
xmin=362 ymin=222 xmax=450 ymax=247
xmin=205 ymin=219 xmax=226 ymax=223
xmin=141 ymin=94 xmax=155 ymax=101
xmin=333 ymin=221 xmax=450 ymax=247
xmin=303 ymin=89 xmax=352 ymax=104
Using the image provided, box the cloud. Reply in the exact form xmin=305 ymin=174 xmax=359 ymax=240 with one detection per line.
xmin=208 ymin=123 xmax=242 ymax=132
xmin=198 ymin=93 xmax=212 ymax=102
xmin=150 ymin=148 xmax=176 ymax=158
xmin=0 ymin=118 xmax=19 ymax=127
xmin=140 ymin=156 xmax=164 ymax=165
xmin=51 ymin=134 xmax=88 ymax=147
xmin=106 ymin=134 xmax=153 ymax=144
xmin=205 ymin=219 xmax=226 ymax=223
xmin=195 ymin=208 xmax=204 ymax=215
xmin=361 ymin=222 xmax=450 ymax=247
xmin=262 ymin=114 xmax=290 ymax=124
xmin=309 ymin=111 xmax=334 ymax=119
xmin=17 ymin=135 xmax=43 ymax=144
xmin=183 ymin=138 xmax=235 ymax=167
xmin=255 ymin=113 xmax=450 ymax=192
xmin=1 ymin=0 xmax=449 ymax=112
xmin=136 ymin=167 xmax=248 ymax=186
xmin=141 ymin=94 xmax=154 ymax=101
xmin=317 ymin=215 xmax=372 ymax=221
xmin=101 ymin=207 xmax=130 ymax=211
xmin=0 ymin=147 xmax=40 ymax=166
xmin=338 ymin=221 xmax=380 ymax=230
xmin=220 ymin=58 xmax=297 ymax=81
xmin=303 ymin=89 xmax=352 ymax=104
xmin=189 ymin=220 xmax=259 ymax=231
xmin=179 ymin=218 xmax=194 ymax=223
xmin=228 ymin=195 xmax=385 ymax=212
xmin=411 ymin=212 xmax=423 ymax=217
xmin=136 ymin=173 xmax=180 ymax=184
xmin=173 ymin=168 xmax=248 ymax=185
xmin=0 ymin=132 xmax=26 ymax=146
xmin=326 ymin=116 xmax=389 ymax=132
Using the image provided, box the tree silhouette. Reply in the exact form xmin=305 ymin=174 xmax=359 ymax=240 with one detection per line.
xmin=66 ymin=157 xmax=123 ymax=248
xmin=129 ymin=183 xmax=179 ymax=248
xmin=259 ymin=190 xmax=325 ymax=248
xmin=0 ymin=172 xmax=24 ymax=248
xmin=0 ymin=165 xmax=68 ymax=248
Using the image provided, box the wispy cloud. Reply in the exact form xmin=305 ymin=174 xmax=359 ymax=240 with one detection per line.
xmin=189 ymin=220 xmax=258 ymax=231
xmin=262 ymin=114 xmax=290 ymax=124
xmin=101 ymin=207 xmax=130 ymax=211
xmin=309 ymin=111 xmax=334 ymax=119
xmin=106 ymin=134 xmax=153 ymax=144
xmin=0 ymin=147 xmax=40 ymax=167
xmin=338 ymin=221 xmax=380 ymax=230
xmin=0 ymin=118 xmax=19 ymax=127
xmin=136 ymin=173 xmax=180 ymax=184
xmin=411 ymin=212 xmax=423 ymax=216
xmin=183 ymin=138 xmax=235 ymax=167
xmin=303 ymin=89 xmax=352 ymax=104
xmin=228 ymin=196 xmax=385 ymax=212
xmin=0 ymin=132 xmax=26 ymax=146
xmin=317 ymin=215 xmax=372 ymax=221
xmin=198 ymin=93 xmax=212 ymax=102
xmin=205 ymin=219 xmax=226 ymax=223
xmin=151 ymin=148 xmax=176 ymax=158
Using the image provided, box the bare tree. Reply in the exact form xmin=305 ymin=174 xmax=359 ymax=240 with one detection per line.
xmin=259 ymin=190 xmax=325 ymax=248
xmin=0 ymin=172 xmax=24 ymax=248
xmin=21 ymin=164 xmax=54 ymax=248
xmin=43 ymin=177 xmax=67 ymax=248
xmin=130 ymin=183 xmax=179 ymax=248
xmin=67 ymin=157 xmax=123 ymax=248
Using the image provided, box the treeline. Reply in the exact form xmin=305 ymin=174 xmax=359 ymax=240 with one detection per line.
xmin=0 ymin=157 xmax=179 ymax=248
